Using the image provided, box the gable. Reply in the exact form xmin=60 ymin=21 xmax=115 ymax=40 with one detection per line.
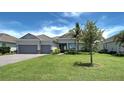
xmin=20 ymin=33 xmax=39 ymax=39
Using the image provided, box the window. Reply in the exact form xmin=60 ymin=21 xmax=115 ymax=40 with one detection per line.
xmin=68 ymin=43 xmax=76 ymax=49
xmin=2 ymin=42 xmax=6 ymax=47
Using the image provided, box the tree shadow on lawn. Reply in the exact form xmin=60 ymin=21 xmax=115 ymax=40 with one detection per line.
xmin=73 ymin=61 xmax=100 ymax=68
xmin=73 ymin=61 xmax=93 ymax=67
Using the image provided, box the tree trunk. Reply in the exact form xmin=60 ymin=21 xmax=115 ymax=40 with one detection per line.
xmin=90 ymin=44 xmax=93 ymax=66
xmin=77 ymin=40 xmax=79 ymax=52
xmin=75 ymin=39 xmax=77 ymax=51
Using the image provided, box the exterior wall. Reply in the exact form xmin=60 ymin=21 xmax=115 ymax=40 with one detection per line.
xmin=7 ymin=43 xmax=16 ymax=51
xmin=104 ymin=42 xmax=124 ymax=53
xmin=98 ymin=41 xmax=104 ymax=51
xmin=0 ymin=41 xmax=16 ymax=51
xmin=17 ymin=39 xmax=41 ymax=53
xmin=58 ymin=38 xmax=75 ymax=43
xmin=58 ymin=38 xmax=83 ymax=50
xmin=67 ymin=43 xmax=83 ymax=50
xmin=40 ymin=40 xmax=58 ymax=51
xmin=68 ymin=43 xmax=76 ymax=49
xmin=17 ymin=39 xmax=40 ymax=45
xmin=103 ymin=37 xmax=124 ymax=53
xmin=78 ymin=43 xmax=83 ymax=50
xmin=17 ymin=39 xmax=58 ymax=53
xmin=0 ymin=42 xmax=2 ymax=47
xmin=0 ymin=41 xmax=16 ymax=47
xmin=6 ymin=43 xmax=16 ymax=47
xmin=17 ymin=38 xmax=85 ymax=54
xmin=108 ymin=42 xmax=117 ymax=52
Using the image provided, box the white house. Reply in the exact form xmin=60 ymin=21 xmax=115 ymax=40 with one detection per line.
xmin=0 ymin=33 xmax=17 ymax=52
xmin=103 ymin=36 xmax=124 ymax=53
xmin=16 ymin=33 xmax=83 ymax=54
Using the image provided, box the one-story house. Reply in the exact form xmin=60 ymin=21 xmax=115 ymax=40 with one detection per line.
xmin=17 ymin=33 xmax=83 ymax=54
xmin=103 ymin=36 xmax=124 ymax=53
xmin=0 ymin=33 xmax=17 ymax=52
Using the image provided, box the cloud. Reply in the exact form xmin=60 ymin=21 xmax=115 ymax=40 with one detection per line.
xmin=0 ymin=18 xmax=72 ymax=38
xmin=33 ymin=25 xmax=71 ymax=37
xmin=0 ymin=29 xmax=21 ymax=37
xmin=3 ymin=24 xmax=124 ymax=39
xmin=97 ymin=15 xmax=107 ymax=27
xmin=63 ymin=12 xmax=84 ymax=17
xmin=0 ymin=20 xmax=22 ymax=26
xmin=57 ymin=19 xmax=69 ymax=24
xmin=101 ymin=15 xmax=107 ymax=20
xmin=103 ymin=25 xmax=124 ymax=38
xmin=0 ymin=25 xmax=71 ymax=38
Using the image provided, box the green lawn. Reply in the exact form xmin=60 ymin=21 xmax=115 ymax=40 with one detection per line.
xmin=0 ymin=53 xmax=124 ymax=80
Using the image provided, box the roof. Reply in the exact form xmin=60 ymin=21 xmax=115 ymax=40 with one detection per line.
xmin=104 ymin=34 xmax=117 ymax=43
xmin=37 ymin=34 xmax=53 ymax=41
xmin=20 ymin=33 xmax=53 ymax=41
xmin=104 ymin=30 xmax=124 ymax=43
xmin=20 ymin=33 xmax=39 ymax=39
xmin=0 ymin=33 xmax=17 ymax=43
xmin=59 ymin=32 xmax=74 ymax=38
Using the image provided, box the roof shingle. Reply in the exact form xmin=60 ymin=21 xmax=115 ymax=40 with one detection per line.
xmin=37 ymin=34 xmax=53 ymax=41
xmin=0 ymin=33 xmax=17 ymax=43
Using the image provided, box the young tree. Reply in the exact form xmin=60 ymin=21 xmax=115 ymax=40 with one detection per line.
xmin=82 ymin=20 xmax=103 ymax=66
xmin=69 ymin=23 xmax=82 ymax=51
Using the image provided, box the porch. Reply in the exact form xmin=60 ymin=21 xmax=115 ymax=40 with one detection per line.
xmin=59 ymin=43 xmax=76 ymax=52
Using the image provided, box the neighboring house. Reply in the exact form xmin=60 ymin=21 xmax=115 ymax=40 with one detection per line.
xmin=0 ymin=33 xmax=17 ymax=52
xmin=17 ymin=33 xmax=83 ymax=54
xmin=103 ymin=36 xmax=124 ymax=53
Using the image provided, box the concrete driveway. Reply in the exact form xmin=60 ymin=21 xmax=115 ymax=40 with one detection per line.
xmin=0 ymin=54 xmax=46 ymax=66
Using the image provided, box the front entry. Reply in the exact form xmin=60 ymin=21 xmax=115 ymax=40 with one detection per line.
xmin=59 ymin=43 xmax=67 ymax=52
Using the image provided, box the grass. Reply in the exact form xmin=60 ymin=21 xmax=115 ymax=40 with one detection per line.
xmin=0 ymin=53 xmax=124 ymax=80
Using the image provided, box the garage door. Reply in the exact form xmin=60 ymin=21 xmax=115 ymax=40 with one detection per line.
xmin=18 ymin=45 xmax=37 ymax=54
xmin=40 ymin=45 xmax=51 ymax=54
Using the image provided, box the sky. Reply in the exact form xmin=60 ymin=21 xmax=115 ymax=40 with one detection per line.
xmin=0 ymin=12 xmax=124 ymax=38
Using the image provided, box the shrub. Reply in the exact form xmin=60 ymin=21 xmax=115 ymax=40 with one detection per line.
xmin=52 ymin=48 xmax=60 ymax=54
xmin=0 ymin=47 xmax=10 ymax=54
xmin=108 ymin=51 xmax=117 ymax=54
xmin=10 ymin=50 xmax=17 ymax=54
xmin=64 ymin=49 xmax=78 ymax=54
xmin=114 ymin=53 xmax=124 ymax=56
xmin=98 ymin=49 xmax=108 ymax=54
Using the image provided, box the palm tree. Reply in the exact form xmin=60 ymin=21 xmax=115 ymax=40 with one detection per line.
xmin=69 ymin=23 xmax=82 ymax=52
xmin=82 ymin=20 xmax=103 ymax=66
xmin=114 ymin=30 xmax=124 ymax=53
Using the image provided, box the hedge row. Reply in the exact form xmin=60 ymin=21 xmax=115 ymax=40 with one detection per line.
xmin=0 ymin=47 xmax=10 ymax=54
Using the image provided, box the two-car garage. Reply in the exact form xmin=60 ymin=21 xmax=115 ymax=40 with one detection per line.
xmin=18 ymin=45 xmax=51 ymax=54
xmin=18 ymin=45 xmax=38 ymax=54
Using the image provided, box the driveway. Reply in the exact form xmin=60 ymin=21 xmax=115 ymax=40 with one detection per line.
xmin=0 ymin=54 xmax=46 ymax=66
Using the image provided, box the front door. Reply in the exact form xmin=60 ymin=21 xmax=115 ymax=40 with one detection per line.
xmin=59 ymin=43 xmax=67 ymax=52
